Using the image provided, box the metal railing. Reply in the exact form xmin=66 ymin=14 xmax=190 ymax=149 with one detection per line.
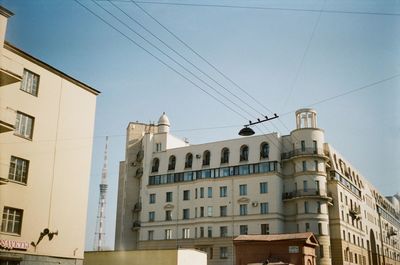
xmin=282 ymin=189 xmax=329 ymax=200
xmin=281 ymin=148 xmax=324 ymax=160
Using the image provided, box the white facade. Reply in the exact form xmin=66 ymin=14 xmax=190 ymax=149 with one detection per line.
xmin=0 ymin=6 xmax=99 ymax=265
xmin=115 ymin=108 xmax=400 ymax=265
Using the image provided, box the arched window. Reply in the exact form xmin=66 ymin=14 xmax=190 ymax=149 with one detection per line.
xmin=168 ymin=155 xmax=176 ymax=170
xmin=260 ymin=142 xmax=269 ymax=159
xmin=151 ymin=158 xmax=159 ymax=173
xmin=203 ymin=150 xmax=210 ymax=166
xmin=185 ymin=153 xmax=193 ymax=168
xmin=240 ymin=145 xmax=249 ymax=161
xmin=221 ymin=148 xmax=229 ymax=164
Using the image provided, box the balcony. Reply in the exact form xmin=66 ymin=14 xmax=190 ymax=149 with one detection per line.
xmin=132 ymin=221 xmax=141 ymax=230
xmin=0 ymin=55 xmax=23 ymax=86
xmin=0 ymin=106 xmax=16 ymax=133
xmin=388 ymin=228 xmax=397 ymax=237
xmin=349 ymin=206 xmax=361 ymax=219
xmin=133 ymin=202 xmax=142 ymax=212
xmin=282 ymin=189 xmax=331 ymax=200
xmin=281 ymin=148 xmax=325 ymax=160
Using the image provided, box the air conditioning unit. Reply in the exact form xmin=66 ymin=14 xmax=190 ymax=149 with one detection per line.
xmin=252 ymin=202 xmax=259 ymax=207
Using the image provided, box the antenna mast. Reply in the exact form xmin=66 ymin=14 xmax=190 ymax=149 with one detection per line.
xmin=94 ymin=136 xmax=109 ymax=251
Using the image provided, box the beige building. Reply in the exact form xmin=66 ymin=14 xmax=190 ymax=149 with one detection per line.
xmin=84 ymin=249 xmax=207 ymax=265
xmin=115 ymin=108 xmax=399 ymax=265
xmin=0 ymin=6 xmax=99 ymax=265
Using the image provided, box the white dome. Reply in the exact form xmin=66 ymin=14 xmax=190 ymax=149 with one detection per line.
xmin=158 ymin=112 xmax=170 ymax=126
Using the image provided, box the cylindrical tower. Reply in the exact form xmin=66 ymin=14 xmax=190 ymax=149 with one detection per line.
xmin=284 ymin=109 xmax=332 ymax=265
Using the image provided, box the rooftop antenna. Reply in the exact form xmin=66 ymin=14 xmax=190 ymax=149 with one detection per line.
xmin=94 ymin=136 xmax=109 ymax=251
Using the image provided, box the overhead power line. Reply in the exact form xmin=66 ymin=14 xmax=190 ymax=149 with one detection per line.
xmin=107 ymin=0 xmax=266 ymax=118
xmin=74 ymin=0 xmax=250 ymax=121
xmin=94 ymin=0 xmax=400 ymax=17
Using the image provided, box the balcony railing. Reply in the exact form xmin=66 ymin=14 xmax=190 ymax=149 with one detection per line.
xmin=282 ymin=189 xmax=329 ymax=200
xmin=133 ymin=202 xmax=142 ymax=212
xmin=132 ymin=221 xmax=141 ymax=230
xmin=281 ymin=148 xmax=324 ymax=160
xmin=0 ymin=106 xmax=16 ymax=133
xmin=0 ymin=55 xmax=23 ymax=86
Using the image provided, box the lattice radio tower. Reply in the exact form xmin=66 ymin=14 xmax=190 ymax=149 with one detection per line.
xmin=94 ymin=136 xmax=109 ymax=251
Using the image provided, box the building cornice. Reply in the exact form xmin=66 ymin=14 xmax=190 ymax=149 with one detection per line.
xmin=4 ymin=41 xmax=100 ymax=96
xmin=0 ymin=6 xmax=14 ymax=18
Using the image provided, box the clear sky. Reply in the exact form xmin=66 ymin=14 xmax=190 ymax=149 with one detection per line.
xmin=2 ymin=0 xmax=399 ymax=251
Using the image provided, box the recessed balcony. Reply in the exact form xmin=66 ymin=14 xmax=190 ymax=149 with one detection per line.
xmin=0 ymin=55 xmax=23 ymax=86
xmin=282 ymin=189 xmax=332 ymax=201
xmin=281 ymin=148 xmax=326 ymax=161
xmin=0 ymin=106 xmax=16 ymax=133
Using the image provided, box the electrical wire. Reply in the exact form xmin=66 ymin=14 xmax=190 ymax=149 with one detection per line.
xmin=89 ymin=0 xmax=260 ymax=120
xmin=107 ymin=0 xmax=265 ymax=118
xmin=74 ymin=0 xmax=249 ymax=121
xmin=94 ymin=0 xmax=400 ymax=17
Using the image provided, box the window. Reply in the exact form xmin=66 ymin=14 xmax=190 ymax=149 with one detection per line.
xmin=220 ymin=247 xmax=228 ymax=259
xmin=155 ymin=143 xmax=162 ymax=152
xmin=220 ymin=206 xmax=227 ymax=217
xmin=240 ymin=145 xmax=249 ymax=161
xmin=313 ymin=140 xmax=318 ymax=153
xmin=0 ymin=260 xmax=20 ymax=265
xmin=149 ymin=194 xmax=156 ymax=204
xmin=239 ymin=184 xmax=247 ymax=196
xmin=149 ymin=211 xmax=155 ymax=222
xmin=200 ymin=207 xmax=204 ymax=217
xmin=301 ymin=140 xmax=306 ymax=152
xmin=260 ymin=202 xmax=269 ymax=214
xmin=302 ymin=161 xmax=307 ymax=171
xmin=240 ymin=225 xmax=248 ymax=235
xmin=185 ymin=153 xmax=193 ymax=168
xmin=221 ymin=148 xmax=229 ymax=163
xmin=8 ymin=156 xmax=29 ymax=184
xmin=200 ymin=187 xmax=204 ymax=198
xmin=260 ymin=182 xmax=268 ymax=193
xmin=165 ymin=229 xmax=172 ymax=239
xmin=207 ymin=206 xmax=213 ymax=217
xmin=183 ymin=190 xmax=190 ymax=200
xmin=303 ymin=180 xmax=308 ymax=192
xmin=166 ymin=192 xmax=173 ymax=202
xmin=168 ymin=155 xmax=176 ymax=170
xmin=15 ymin=112 xmax=34 ymax=139
xmin=305 ymin=223 xmax=310 ymax=232
xmin=220 ymin=186 xmax=227 ymax=197
xmin=183 ymin=209 xmax=190 ymax=220
xmin=207 ymin=226 xmax=213 ymax=237
xmin=320 ymin=245 xmax=324 ymax=258
xmin=165 ymin=210 xmax=172 ymax=221
xmin=314 ymin=160 xmax=319 ymax=171
xmin=200 ymin=227 xmax=204 ymax=237
xmin=208 ymin=187 xmax=213 ymax=198
xmin=151 ymin=158 xmax=159 ymax=172
xmin=220 ymin=226 xmax=228 ymax=237
xmin=317 ymin=201 xmax=321 ymax=213
xmin=318 ymin=223 xmax=322 ymax=235
xmin=261 ymin=224 xmax=270 ymax=235
xmin=315 ymin=180 xmax=320 ymax=193
xmin=260 ymin=142 xmax=269 ymax=159
xmin=1 ymin=207 xmax=23 ymax=234
xmin=183 ymin=228 xmax=190 ymax=239
xmin=20 ymin=69 xmax=39 ymax=96
xmin=239 ymin=204 xmax=247 ymax=216
xmin=203 ymin=150 xmax=210 ymax=166
xmin=304 ymin=201 xmax=309 ymax=213
xmin=148 ymin=230 xmax=154 ymax=240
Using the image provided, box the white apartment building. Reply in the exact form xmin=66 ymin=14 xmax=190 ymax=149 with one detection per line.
xmin=0 ymin=6 xmax=99 ymax=265
xmin=115 ymin=108 xmax=399 ymax=265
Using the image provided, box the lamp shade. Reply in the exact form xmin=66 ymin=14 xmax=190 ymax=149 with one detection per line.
xmin=238 ymin=127 xmax=255 ymax=136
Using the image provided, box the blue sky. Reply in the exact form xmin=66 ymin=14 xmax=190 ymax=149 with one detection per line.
xmin=2 ymin=0 xmax=399 ymax=250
